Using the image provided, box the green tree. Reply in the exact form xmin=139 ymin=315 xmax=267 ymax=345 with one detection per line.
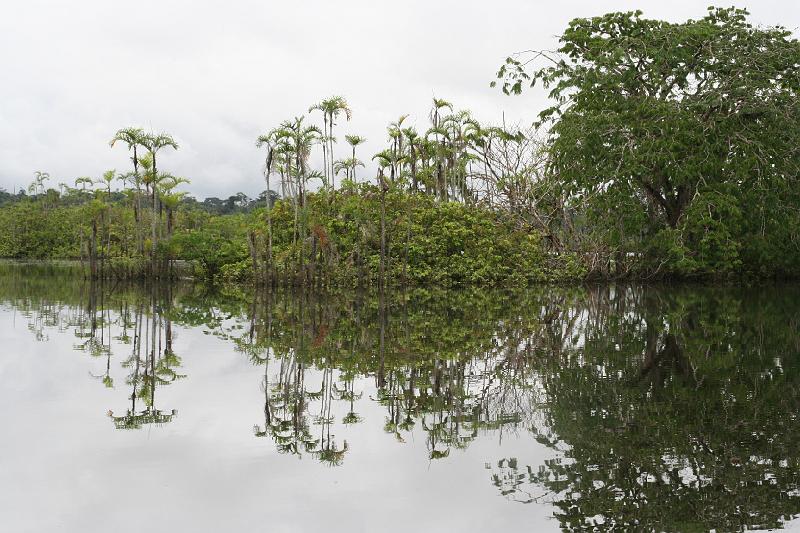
xmin=343 ymin=134 xmax=366 ymax=182
xmin=28 ymin=171 xmax=50 ymax=196
xmin=110 ymin=127 xmax=147 ymax=255
xmin=141 ymin=132 xmax=179 ymax=275
xmin=309 ymin=96 xmax=351 ymax=191
xmin=495 ymin=7 xmax=800 ymax=275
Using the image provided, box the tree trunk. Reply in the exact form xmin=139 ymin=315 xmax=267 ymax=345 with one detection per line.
xmin=380 ymin=180 xmax=387 ymax=290
xmin=90 ymin=219 xmax=98 ymax=279
xmin=151 ymin=155 xmax=159 ymax=278
xmin=248 ymin=230 xmax=260 ymax=281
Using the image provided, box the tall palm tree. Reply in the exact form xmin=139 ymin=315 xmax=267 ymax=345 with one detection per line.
xmin=97 ymin=169 xmax=116 ymax=196
xmin=110 ymin=128 xmax=147 ymax=255
xmin=344 ymin=134 xmax=366 ymax=181
xmin=160 ymin=174 xmax=190 ymax=266
xmin=372 ymin=155 xmax=396 ymax=289
xmin=429 ymin=99 xmax=452 ymax=200
xmin=94 ymin=170 xmax=116 ymax=269
xmin=373 ymin=149 xmax=405 ymax=184
xmin=402 ymin=128 xmax=420 ymax=191
xmin=310 ymin=96 xmax=351 ymax=191
xmin=256 ymin=129 xmax=281 ymax=281
xmin=388 ymin=115 xmax=409 ymax=184
xmin=141 ymin=133 xmax=179 ymax=276
xmin=271 ymin=117 xmax=321 ymax=276
xmin=75 ymin=176 xmax=93 ymax=191
xmin=110 ymin=128 xmax=146 ymax=175
xmin=28 ymin=171 xmax=50 ymax=195
xmin=333 ymin=157 xmax=364 ymax=182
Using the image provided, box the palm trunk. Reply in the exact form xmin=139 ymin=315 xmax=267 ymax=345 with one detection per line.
xmin=248 ymin=230 xmax=259 ymax=280
xmin=380 ymin=176 xmax=387 ymax=290
xmin=151 ymin=155 xmax=158 ymax=278
xmin=105 ymin=210 xmax=112 ymax=278
xmin=90 ymin=219 xmax=98 ymax=279
xmin=351 ymin=145 xmax=357 ymax=181
xmin=266 ymin=179 xmax=273 ymax=284
xmin=322 ymin=114 xmax=329 ymax=188
xmin=133 ymin=146 xmax=144 ymax=257
xmin=329 ymin=118 xmax=335 ymax=191
xmin=404 ymin=199 xmax=410 ymax=285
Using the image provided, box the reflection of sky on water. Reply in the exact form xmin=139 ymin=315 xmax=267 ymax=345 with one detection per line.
xmin=0 ymin=308 xmax=555 ymax=532
xmin=3 ymin=276 xmax=800 ymax=532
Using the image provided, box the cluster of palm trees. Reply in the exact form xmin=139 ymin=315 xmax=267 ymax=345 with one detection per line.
xmin=108 ymin=127 xmax=186 ymax=277
xmin=369 ymin=98 xmax=551 ymax=214
xmin=40 ymin=127 xmax=188 ymax=278
xmin=256 ymin=95 xmax=544 ymax=204
xmin=250 ymin=95 xmax=552 ymax=286
xmin=254 ymin=96 xmax=369 ymax=284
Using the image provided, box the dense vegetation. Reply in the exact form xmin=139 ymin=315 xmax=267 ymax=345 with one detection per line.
xmin=1 ymin=6 xmax=798 ymax=283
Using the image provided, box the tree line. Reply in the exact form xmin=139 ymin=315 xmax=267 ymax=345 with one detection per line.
xmin=1 ymin=6 xmax=798 ymax=283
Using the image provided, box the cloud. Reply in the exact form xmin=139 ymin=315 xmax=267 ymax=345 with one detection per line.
xmin=0 ymin=0 xmax=797 ymax=198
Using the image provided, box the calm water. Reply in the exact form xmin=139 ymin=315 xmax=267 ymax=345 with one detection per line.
xmin=2 ymin=264 xmax=800 ymax=532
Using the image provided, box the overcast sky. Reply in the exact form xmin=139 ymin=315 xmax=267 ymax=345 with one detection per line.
xmin=1 ymin=1 xmax=797 ymax=199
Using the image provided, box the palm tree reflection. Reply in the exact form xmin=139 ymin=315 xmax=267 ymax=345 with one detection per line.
xmin=6 ymin=266 xmax=800 ymax=529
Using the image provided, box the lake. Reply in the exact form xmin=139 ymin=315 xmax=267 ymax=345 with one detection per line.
xmin=2 ymin=263 xmax=800 ymax=532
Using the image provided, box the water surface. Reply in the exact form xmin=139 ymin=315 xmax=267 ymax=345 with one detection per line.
xmin=2 ymin=264 xmax=800 ymax=532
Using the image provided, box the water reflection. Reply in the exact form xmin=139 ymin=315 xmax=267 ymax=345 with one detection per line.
xmin=2 ymin=264 xmax=800 ymax=531
xmin=108 ymin=285 xmax=183 ymax=430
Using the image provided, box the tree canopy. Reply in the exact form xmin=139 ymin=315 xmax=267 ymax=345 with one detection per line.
xmin=496 ymin=7 xmax=800 ymax=276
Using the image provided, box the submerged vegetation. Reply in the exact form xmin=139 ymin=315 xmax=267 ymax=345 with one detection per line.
xmin=1 ymin=7 xmax=799 ymax=283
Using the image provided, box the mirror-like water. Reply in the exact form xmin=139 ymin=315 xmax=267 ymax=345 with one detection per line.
xmin=2 ymin=264 xmax=800 ymax=532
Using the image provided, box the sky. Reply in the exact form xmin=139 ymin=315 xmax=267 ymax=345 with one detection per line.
xmin=1 ymin=0 xmax=798 ymax=199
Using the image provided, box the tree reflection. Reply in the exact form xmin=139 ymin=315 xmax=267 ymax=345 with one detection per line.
xmin=4 ymin=264 xmax=800 ymax=530
xmin=488 ymin=286 xmax=800 ymax=531
xmin=0 ymin=266 xmax=184 ymax=430
xmin=233 ymin=287 xmax=545 ymax=465
xmin=110 ymin=284 xmax=182 ymax=429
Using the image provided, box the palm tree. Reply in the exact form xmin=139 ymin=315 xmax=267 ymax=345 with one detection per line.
xmin=270 ymin=117 xmax=321 ymax=278
xmin=256 ymin=129 xmax=281 ymax=281
xmin=93 ymin=170 xmax=116 ymax=271
xmin=110 ymin=128 xmax=146 ymax=175
xmin=160 ymin=191 xmax=185 ymax=239
xmin=310 ymin=96 xmax=351 ymax=191
xmin=97 ymin=169 xmax=116 ymax=196
xmin=333 ymin=157 xmax=364 ymax=182
xmin=157 ymin=174 xmax=188 ymax=275
xmin=110 ymin=127 xmax=147 ymax=255
xmin=141 ymin=133 xmax=179 ymax=276
xmin=388 ymin=115 xmax=409 ymax=184
xmin=373 ymin=149 xmax=405 ymax=184
xmin=75 ymin=176 xmax=93 ymax=191
xmin=85 ymin=198 xmax=108 ymax=279
xmin=402 ymin=127 xmax=420 ymax=191
xmin=372 ymin=156 xmax=394 ymax=290
xmin=28 ymin=171 xmax=50 ymax=195
xmin=429 ymin=98 xmax=453 ymax=200
xmin=344 ymin=134 xmax=366 ymax=181
xmin=430 ymin=98 xmax=452 ymax=130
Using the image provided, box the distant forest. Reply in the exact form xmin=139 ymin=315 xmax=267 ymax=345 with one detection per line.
xmin=0 ymin=187 xmax=278 ymax=216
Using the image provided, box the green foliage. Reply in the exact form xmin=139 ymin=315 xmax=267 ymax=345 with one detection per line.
xmin=247 ymin=184 xmax=564 ymax=286
xmin=0 ymin=200 xmax=83 ymax=259
xmin=168 ymin=214 xmax=250 ymax=278
xmin=496 ymin=6 xmax=800 ymax=278
xmin=7 ymin=7 xmax=800 ymax=282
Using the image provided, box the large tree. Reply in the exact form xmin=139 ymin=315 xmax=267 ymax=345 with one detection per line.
xmin=495 ymin=7 xmax=800 ymax=270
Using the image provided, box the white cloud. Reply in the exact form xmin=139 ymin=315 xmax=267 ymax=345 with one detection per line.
xmin=0 ymin=0 xmax=797 ymax=198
